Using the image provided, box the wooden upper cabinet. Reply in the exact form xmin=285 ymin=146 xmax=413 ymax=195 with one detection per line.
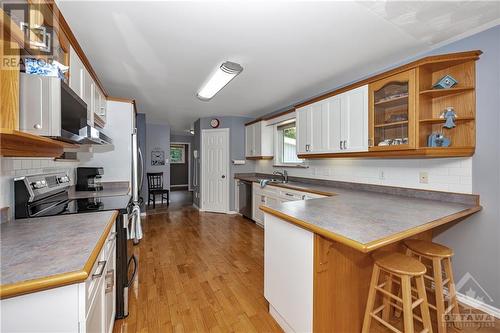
xmin=369 ymin=69 xmax=416 ymax=151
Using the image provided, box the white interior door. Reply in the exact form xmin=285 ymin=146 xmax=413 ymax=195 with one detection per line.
xmin=201 ymin=128 xmax=230 ymax=213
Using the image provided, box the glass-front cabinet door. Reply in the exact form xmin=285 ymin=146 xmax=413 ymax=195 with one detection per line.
xmin=369 ymin=69 xmax=416 ymax=150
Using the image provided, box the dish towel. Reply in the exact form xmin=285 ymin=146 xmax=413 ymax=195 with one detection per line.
xmin=128 ymin=205 xmax=143 ymax=241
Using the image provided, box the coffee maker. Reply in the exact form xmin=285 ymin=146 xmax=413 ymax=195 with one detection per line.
xmin=76 ymin=167 xmax=104 ymax=191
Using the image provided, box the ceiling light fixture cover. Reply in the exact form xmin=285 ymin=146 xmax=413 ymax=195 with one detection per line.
xmin=197 ymin=61 xmax=243 ymax=101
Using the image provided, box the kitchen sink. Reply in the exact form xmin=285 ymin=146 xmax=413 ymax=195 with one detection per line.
xmin=258 ymin=178 xmax=288 ymax=187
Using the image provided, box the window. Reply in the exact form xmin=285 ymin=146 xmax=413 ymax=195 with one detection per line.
xmin=170 ymin=144 xmax=185 ymax=164
xmin=276 ymin=122 xmax=303 ymax=165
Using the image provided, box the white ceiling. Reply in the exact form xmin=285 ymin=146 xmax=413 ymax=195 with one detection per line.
xmin=56 ymin=1 xmax=500 ymax=132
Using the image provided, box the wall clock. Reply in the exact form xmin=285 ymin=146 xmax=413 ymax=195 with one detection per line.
xmin=151 ymin=150 xmax=165 ymax=166
xmin=210 ymin=118 xmax=220 ymax=128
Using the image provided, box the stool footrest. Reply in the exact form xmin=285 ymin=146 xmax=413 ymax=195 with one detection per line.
xmin=375 ymin=285 xmax=403 ymax=303
xmin=370 ymin=312 xmax=403 ymax=333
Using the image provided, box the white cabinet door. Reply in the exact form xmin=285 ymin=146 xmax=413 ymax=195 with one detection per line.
xmin=83 ymin=70 xmax=94 ymax=126
xmin=296 ymin=105 xmax=310 ymax=154
xmin=69 ymin=46 xmax=84 ymax=98
xmin=310 ymin=100 xmax=330 ymax=153
xmin=260 ymin=122 xmax=274 ymax=157
xmin=341 ymin=85 xmax=368 ymax=152
xmin=86 ymin=276 xmax=104 ymax=333
xmin=245 ymin=124 xmax=254 ymax=157
xmin=253 ymin=193 xmax=265 ymax=225
xmin=104 ymin=244 xmax=116 ymax=333
xmin=253 ymin=122 xmax=262 ymax=156
xmin=327 ymin=95 xmax=343 ymax=153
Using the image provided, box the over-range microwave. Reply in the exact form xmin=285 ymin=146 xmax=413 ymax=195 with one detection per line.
xmin=19 ymin=73 xmax=112 ymax=145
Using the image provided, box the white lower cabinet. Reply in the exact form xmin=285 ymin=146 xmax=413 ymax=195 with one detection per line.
xmin=1 ymin=222 xmax=116 ymax=333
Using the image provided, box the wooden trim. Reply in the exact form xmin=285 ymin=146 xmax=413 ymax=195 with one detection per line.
xmin=245 ymin=109 xmax=297 ymax=126
xmin=295 ymin=50 xmax=481 ymax=109
xmin=0 ymin=211 xmax=118 ymax=299
xmin=0 ymin=8 xmax=25 ymax=47
xmin=259 ymin=205 xmax=481 ymax=253
xmin=263 ymin=108 xmax=296 ymax=121
xmin=246 ymin=156 xmax=274 ymax=160
xmin=107 ymin=96 xmax=135 ymax=104
xmin=297 ymin=147 xmax=475 ymax=159
xmin=0 ymin=129 xmax=65 ymax=157
xmin=245 ymin=119 xmax=262 ymax=126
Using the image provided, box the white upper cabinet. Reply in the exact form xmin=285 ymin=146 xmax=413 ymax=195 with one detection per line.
xmin=296 ymin=105 xmax=309 ymax=154
xmin=340 ymin=85 xmax=368 ymax=152
xmin=245 ymin=121 xmax=273 ymax=158
xmin=69 ymin=46 xmax=84 ymax=98
xmin=69 ymin=46 xmax=107 ymax=127
xmin=296 ymin=85 xmax=368 ymax=155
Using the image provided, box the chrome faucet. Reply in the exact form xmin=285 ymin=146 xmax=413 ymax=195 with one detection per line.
xmin=273 ymin=170 xmax=288 ymax=183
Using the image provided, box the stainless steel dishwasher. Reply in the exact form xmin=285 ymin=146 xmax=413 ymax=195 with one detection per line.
xmin=238 ymin=180 xmax=252 ymax=219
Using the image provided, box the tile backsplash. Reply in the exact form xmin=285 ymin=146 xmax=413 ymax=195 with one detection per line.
xmin=255 ymin=157 xmax=472 ymax=194
xmin=0 ymin=157 xmax=80 ymax=219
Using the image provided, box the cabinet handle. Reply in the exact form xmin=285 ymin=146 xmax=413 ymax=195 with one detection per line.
xmin=105 ymin=269 xmax=114 ymax=293
xmin=34 ymin=124 xmax=42 ymax=129
xmin=339 ymin=140 xmax=342 ymax=150
xmin=285 ymin=193 xmax=294 ymax=197
xmin=261 ymin=196 xmax=265 ymax=203
xmin=92 ymin=260 xmax=107 ymax=279
xmin=343 ymin=140 xmax=347 ymax=150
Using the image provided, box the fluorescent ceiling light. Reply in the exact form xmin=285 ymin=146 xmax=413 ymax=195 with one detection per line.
xmin=197 ymin=61 xmax=243 ymax=101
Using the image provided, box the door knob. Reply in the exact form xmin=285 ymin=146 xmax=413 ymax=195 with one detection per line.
xmin=221 ymin=175 xmax=226 ymax=179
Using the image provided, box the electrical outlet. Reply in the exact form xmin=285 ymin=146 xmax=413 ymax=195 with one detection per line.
xmin=379 ymin=170 xmax=385 ymax=180
xmin=419 ymin=172 xmax=429 ymax=184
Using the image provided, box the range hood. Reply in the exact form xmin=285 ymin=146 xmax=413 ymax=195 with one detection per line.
xmin=78 ymin=126 xmax=113 ymax=145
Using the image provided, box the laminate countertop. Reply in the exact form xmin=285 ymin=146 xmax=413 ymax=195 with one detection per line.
xmin=236 ymin=174 xmax=481 ymax=253
xmin=0 ymin=210 xmax=117 ymax=299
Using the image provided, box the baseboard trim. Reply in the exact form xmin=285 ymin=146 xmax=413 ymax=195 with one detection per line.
xmin=457 ymin=292 xmax=500 ymax=319
xmin=227 ymin=210 xmax=238 ymax=215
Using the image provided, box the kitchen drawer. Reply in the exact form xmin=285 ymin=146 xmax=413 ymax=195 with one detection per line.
xmin=85 ymin=224 xmax=115 ymax=314
xmin=279 ymin=189 xmax=305 ymax=201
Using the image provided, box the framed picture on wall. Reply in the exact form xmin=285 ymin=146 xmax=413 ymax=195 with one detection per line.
xmin=151 ymin=150 xmax=165 ymax=166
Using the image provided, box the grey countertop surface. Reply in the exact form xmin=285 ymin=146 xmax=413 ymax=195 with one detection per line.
xmin=67 ymin=182 xmax=130 ymax=199
xmin=236 ymin=175 xmax=480 ymax=249
xmin=0 ymin=211 xmax=116 ymax=286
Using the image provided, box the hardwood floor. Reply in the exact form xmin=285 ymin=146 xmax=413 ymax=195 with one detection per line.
xmin=114 ymin=205 xmax=282 ymax=333
xmin=114 ymin=204 xmax=499 ymax=333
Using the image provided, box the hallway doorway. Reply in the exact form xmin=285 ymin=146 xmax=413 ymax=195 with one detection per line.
xmin=170 ymin=142 xmax=191 ymax=191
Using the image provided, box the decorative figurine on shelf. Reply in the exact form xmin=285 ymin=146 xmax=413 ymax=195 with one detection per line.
xmin=433 ymin=74 xmax=458 ymax=89
xmin=428 ymin=132 xmax=451 ymax=147
xmin=440 ymin=106 xmax=457 ymax=128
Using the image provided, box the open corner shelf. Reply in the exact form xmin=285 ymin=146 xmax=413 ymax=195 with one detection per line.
xmin=0 ymin=129 xmax=66 ymax=157
xmin=419 ymin=87 xmax=474 ymax=98
xmin=419 ymin=116 xmax=475 ymax=124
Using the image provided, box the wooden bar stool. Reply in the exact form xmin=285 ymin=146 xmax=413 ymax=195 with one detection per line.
xmin=362 ymin=252 xmax=433 ymax=333
xmin=404 ymin=240 xmax=460 ymax=333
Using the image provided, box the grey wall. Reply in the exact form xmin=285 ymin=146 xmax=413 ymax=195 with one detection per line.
xmin=146 ymin=122 xmax=171 ymax=196
xmin=194 ymin=116 xmax=255 ymax=211
xmin=428 ymin=26 xmax=500 ymax=309
xmin=255 ymin=26 xmax=500 ymax=308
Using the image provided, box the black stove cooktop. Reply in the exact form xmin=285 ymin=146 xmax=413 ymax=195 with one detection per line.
xmin=28 ymin=194 xmax=131 ymax=218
